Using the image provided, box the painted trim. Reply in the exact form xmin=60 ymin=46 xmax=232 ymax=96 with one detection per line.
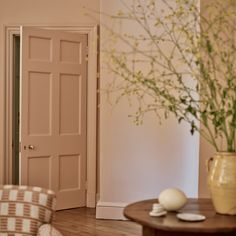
xmin=96 ymin=201 xmax=128 ymax=220
xmin=4 ymin=26 xmax=20 ymax=184
xmin=4 ymin=24 xmax=98 ymax=208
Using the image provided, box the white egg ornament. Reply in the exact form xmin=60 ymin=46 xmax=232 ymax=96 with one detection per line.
xmin=158 ymin=188 xmax=187 ymax=211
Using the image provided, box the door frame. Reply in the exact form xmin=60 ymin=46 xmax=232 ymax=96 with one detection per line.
xmin=4 ymin=24 xmax=98 ymax=207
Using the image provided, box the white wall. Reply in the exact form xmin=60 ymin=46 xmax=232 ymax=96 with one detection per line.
xmin=97 ymin=0 xmax=199 ymax=220
xmin=0 ymin=0 xmax=100 ymax=183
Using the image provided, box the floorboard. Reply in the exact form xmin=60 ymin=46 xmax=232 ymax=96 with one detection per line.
xmin=52 ymin=207 xmax=142 ymax=236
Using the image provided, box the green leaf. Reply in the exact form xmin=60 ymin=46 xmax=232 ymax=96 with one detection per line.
xmin=200 ymin=111 xmax=208 ymax=125
xmin=206 ymin=39 xmax=212 ymax=53
xmin=178 ymin=117 xmax=184 ymax=123
xmin=190 ymin=121 xmax=195 ymax=135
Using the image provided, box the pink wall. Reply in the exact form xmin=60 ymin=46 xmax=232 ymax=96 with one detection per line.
xmin=198 ymin=0 xmax=236 ymax=197
xmin=97 ymin=0 xmax=199 ymax=219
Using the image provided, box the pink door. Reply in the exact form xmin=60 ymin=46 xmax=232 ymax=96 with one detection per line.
xmin=20 ymin=27 xmax=87 ymax=210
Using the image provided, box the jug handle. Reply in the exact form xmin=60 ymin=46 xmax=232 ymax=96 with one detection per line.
xmin=206 ymin=157 xmax=214 ymax=172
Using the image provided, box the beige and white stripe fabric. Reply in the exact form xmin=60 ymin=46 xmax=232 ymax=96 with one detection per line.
xmin=0 ymin=185 xmax=56 ymax=235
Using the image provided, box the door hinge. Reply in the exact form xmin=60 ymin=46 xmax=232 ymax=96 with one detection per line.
xmin=85 ymin=181 xmax=88 ymax=190
xmin=85 ymin=46 xmax=89 ymax=61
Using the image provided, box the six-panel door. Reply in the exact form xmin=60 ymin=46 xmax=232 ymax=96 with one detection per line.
xmin=20 ymin=27 xmax=87 ymax=210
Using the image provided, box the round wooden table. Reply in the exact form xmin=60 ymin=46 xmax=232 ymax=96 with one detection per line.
xmin=124 ymin=198 xmax=236 ymax=236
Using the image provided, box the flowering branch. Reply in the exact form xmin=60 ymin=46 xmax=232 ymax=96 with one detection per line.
xmin=103 ymin=0 xmax=236 ymax=152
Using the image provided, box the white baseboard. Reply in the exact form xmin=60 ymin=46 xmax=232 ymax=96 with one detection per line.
xmin=96 ymin=201 xmax=128 ymax=220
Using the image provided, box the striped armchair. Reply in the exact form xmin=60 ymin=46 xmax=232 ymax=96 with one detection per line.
xmin=0 ymin=185 xmax=62 ymax=236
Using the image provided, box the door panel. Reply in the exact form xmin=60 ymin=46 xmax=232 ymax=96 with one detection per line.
xmin=59 ymin=73 xmax=81 ymax=135
xmin=28 ymin=71 xmax=51 ymax=135
xmin=28 ymin=156 xmax=51 ymax=188
xmin=20 ymin=27 xmax=87 ymax=210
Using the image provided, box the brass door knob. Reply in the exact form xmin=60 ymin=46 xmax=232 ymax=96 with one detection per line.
xmin=28 ymin=145 xmax=35 ymax=150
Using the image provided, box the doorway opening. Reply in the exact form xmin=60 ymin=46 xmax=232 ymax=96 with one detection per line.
xmin=12 ymin=35 xmax=20 ymax=185
xmin=5 ymin=25 xmax=98 ymax=208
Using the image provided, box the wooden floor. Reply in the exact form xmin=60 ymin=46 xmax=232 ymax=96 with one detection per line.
xmin=52 ymin=207 xmax=142 ymax=236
